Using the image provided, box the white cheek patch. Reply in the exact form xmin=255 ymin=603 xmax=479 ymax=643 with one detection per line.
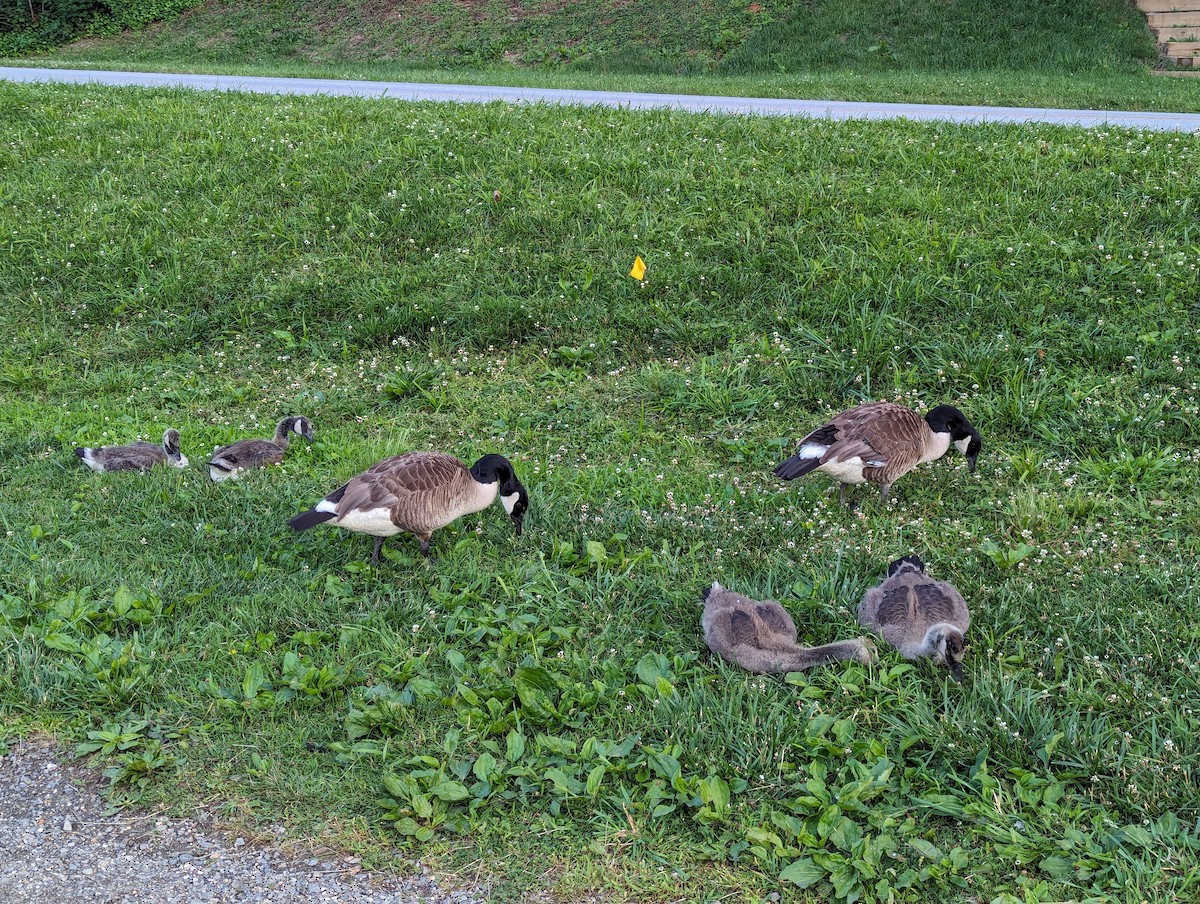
xmin=954 ymin=437 xmax=971 ymax=455
xmin=500 ymin=492 xmax=520 ymax=516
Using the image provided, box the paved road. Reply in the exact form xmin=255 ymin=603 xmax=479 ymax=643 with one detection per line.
xmin=3 ymin=65 xmax=1200 ymax=131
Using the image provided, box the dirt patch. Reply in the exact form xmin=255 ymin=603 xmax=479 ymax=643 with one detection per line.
xmin=0 ymin=734 xmax=482 ymax=903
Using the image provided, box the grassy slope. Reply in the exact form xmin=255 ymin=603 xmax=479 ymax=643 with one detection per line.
xmin=16 ymin=0 xmax=1200 ymax=111
xmin=38 ymin=0 xmax=1154 ymax=72
xmin=1 ymin=82 xmax=1199 ymax=902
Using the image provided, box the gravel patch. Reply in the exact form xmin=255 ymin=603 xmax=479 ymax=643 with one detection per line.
xmin=0 ymin=736 xmax=487 ymax=904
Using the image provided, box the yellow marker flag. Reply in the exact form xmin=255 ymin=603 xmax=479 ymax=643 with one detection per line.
xmin=629 ymin=255 xmax=646 ymax=280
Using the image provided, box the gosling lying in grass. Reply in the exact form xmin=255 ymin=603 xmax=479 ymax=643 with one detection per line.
xmin=858 ymin=555 xmax=970 ymax=682
xmin=208 ymin=415 xmax=313 ymax=481
xmin=75 ymin=428 xmax=188 ymax=472
xmin=702 ymin=582 xmax=875 ymax=674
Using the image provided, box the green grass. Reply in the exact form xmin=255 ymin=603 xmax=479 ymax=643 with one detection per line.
xmin=722 ymin=0 xmax=1154 ymax=74
xmin=2 ymin=81 xmax=1200 ymax=902
xmin=26 ymin=0 xmax=1155 ymax=73
xmin=11 ymin=0 xmax=1200 ymax=112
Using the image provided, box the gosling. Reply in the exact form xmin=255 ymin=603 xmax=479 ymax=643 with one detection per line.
xmin=75 ymin=428 xmax=188 ymax=472
xmin=857 ymin=555 xmax=970 ymax=682
xmin=208 ymin=416 xmax=313 ymax=481
xmin=702 ymin=582 xmax=875 ymax=674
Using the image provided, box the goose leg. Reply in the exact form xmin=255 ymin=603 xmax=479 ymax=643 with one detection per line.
xmin=839 ymin=484 xmax=848 ymax=507
xmin=371 ymin=537 xmax=385 ymax=565
xmin=419 ymin=536 xmax=435 ymax=560
xmin=879 ymin=483 xmax=891 ymax=504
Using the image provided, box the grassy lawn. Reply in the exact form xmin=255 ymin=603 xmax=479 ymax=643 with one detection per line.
xmin=1 ymin=81 xmax=1199 ymax=902
xmin=8 ymin=0 xmax=1200 ymax=111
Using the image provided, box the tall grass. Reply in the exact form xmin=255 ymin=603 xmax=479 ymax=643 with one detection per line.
xmin=0 ymin=82 xmax=1198 ymax=902
xmin=723 ymin=0 xmax=1156 ymax=74
xmin=13 ymin=0 xmax=1200 ymax=113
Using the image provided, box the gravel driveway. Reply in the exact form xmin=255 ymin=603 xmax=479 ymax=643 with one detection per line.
xmin=0 ymin=736 xmax=486 ymax=903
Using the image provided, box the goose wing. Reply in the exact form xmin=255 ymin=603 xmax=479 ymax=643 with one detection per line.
xmin=873 ymin=583 xmax=915 ymax=630
xmin=778 ymin=404 xmax=889 ymax=479
xmin=98 ymin=442 xmax=166 ymax=471
xmin=814 ymin=403 xmax=902 ymax=465
xmin=837 ymin=404 xmax=926 ymax=478
xmin=919 ymin=579 xmax=970 ymax=631
xmin=338 ymin=453 xmax=470 ymax=532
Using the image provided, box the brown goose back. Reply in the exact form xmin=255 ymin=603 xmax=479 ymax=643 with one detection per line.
xmin=823 ymin=403 xmax=932 ymax=486
xmin=337 ymin=452 xmax=491 ymax=538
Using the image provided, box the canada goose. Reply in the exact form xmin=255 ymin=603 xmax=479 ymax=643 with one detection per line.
xmin=75 ymin=429 xmax=188 ymax=473
xmin=774 ymin=402 xmax=981 ymax=506
xmin=207 ymin=416 xmax=313 ymax=482
xmin=857 ymin=555 xmax=970 ymax=682
xmin=702 ymin=582 xmax=876 ymax=674
xmin=288 ymin=451 xmax=528 ymax=563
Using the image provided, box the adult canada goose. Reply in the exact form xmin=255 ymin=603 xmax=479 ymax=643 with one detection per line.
xmin=702 ymin=582 xmax=875 ymax=674
xmin=857 ymin=555 xmax=970 ymax=682
xmin=774 ymin=402 xmax=981 ymax=506
xmin=288 ymin=451 xmax=528 ymax=563
xmin=75 ymin=429 xmax=188 ymax=473
xmin=207 ymin=416 xmax=313 ymax=482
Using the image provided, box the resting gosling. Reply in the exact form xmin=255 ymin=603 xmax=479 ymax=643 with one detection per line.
xmin=857 ymin=555 xmax=970 ymax=682
xmin=288 ymin=451 xmax=528 ymax=563
xmin=75 ymin=428 xmax=188 ymax=472
xmin=702 ymin=582 xmax=875 ymax=674
xmin=775 ymin=402 xmax=981 ymax=506
xmin=208 ymin=415 xmax=313 ymax=482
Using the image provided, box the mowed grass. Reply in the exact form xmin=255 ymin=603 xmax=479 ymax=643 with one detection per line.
xmin=1 ymin=82 xmax=1199 ymax=902
xmin=13 ymin=0 xmax=1200 ymax=112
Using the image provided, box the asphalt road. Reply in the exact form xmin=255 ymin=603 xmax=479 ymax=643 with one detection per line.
xmin=4 ymin=65 xmax=1200 ymax=131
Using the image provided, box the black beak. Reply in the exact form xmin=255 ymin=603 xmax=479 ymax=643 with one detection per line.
xmin=967 ymin=454 xmax=977 ymax=474
xmin=949 ymin=661 xmax=964 ymax=683
xmin=513 ymin=519 xmax=523 ymax=537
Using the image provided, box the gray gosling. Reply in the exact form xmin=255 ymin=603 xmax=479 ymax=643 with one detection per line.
xmin=702 ymin=582 xmax=876 ymax=674
xmin=857 ymin=555 xmax=970 ymax=682
xmin=288 ymin=451 xmax=528 ymax=564
xmin=775 ymin=402 xmax=982 ymax=506
xmin=208 ymin=416 xmax=313 ymax=482
xmin=75 ymin=428 xmax=188 ymax=472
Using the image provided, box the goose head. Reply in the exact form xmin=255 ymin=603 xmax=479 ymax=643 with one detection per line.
xmin=924 ymin=405 xmax=982 ymax=473
xmin=286 ymin=416 xmax=315 ymax=442
xmin=163 ymin=429 xmax=189 ymax=468
xmin=886 ymin=554 xmax=925 ymax=577
xmin=927 ymin=624 xmax=966 ymax=683
xmin=471 ymin=453 xmax=529 ymax=537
